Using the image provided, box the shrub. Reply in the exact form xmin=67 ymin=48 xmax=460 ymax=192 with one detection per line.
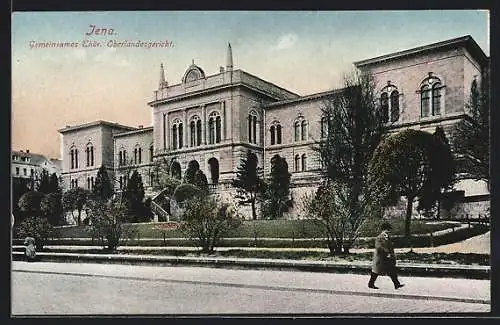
xmin=15 ymin=216 xmax=54 ymax=250
xmin=173 ymin=183 xmax=203 ymax=203
xmin=180 ymin=196 xmax=242 ymax=253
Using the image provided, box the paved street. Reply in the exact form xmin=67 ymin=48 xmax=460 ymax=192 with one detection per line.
xmin=12 ymin=262 xmax=490 ymax=315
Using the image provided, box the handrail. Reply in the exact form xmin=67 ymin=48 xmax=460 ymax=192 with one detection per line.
xmin=151 ymin=200 xmax=170 ymax=222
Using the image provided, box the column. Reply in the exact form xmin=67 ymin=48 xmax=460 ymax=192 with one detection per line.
xmin=222 ymin=101 xmax=226 ymax=140
xmin=183 ymin=109 xmax=188 ymax=148
xmin=225 ymin=100 xmax=232 ymax=141
xmin=162 ymin=113 xmax=166 ymax=151
xmin=201 ymin=105 xmax=207 ymax=145
xmin=165 ymin=112 xmax=170 ymax=151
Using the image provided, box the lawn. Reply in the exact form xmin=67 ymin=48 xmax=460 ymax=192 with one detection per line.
xmin=53 ymin=218 xmax=461 ymax=240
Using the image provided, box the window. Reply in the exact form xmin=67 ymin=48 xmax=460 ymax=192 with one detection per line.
xmin=294 ymin=121 xmax=300 ymax=142
xmin=134 ymin=148 xmax=138 ymax=164
xmin=70 ymin=147 xmax=78 ymax=169
xmin=294 ymin=154 xmax=300 ymax=172
xmin=190 ymin=116 xmax=202 ymax=147
xmin=119 ymin=176 xmax=123 ymax=189
xmin=301 ymin=154 xmax=307 ymax=171
xmin=301 ymin=120 xmax=307 ymax=141
xmin=270 ymin=121 xmax=282 ymax=145
xmin=380 ymin=92 xmax=389 ymax=123
xmin=172 ymin=119 xmax=183 ymax=149
xmin=432 ymin=83 xmax=441 ymax=116
xmin=149 ymin=145 xmax=154 ymax=162
xmin=119 ymin=151 xmax=123 ymax=166
xmin=87 ymin=177 xmax=91 ymax=189
xmin=16 ymin=167 xmax=19 ymax=175
xmin=390 ymin=91 xmax=400 ymax=122
xmin=23 ymin=168 xmax=27 ymax=176
xmin=208 ymin=112 xmax=221 ymax=144
xmin=420 ymin=74 xmax=443 ymax=118
xmin=123 ymin=150 xmax=127 ymax=165
xmin=421 ymin=85 xmax=430 ymax=117
xmin=30 ymin=169 xmax=34 ymax=177
xmin=248 ymin=111 xmax=258 ymax=144
xmin=86 ymin=143 xmax=94 ymax=167
xmin=380 ymin=82 xmax=400 ymax=123
xmin=139 ymin=148 xmax=142 ymax=163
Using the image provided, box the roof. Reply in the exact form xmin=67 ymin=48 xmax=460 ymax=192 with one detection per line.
xmin=12 ymin=150 xmax=49 ymax=165
xmin=354 ymin=35 xmax=489 ymax=68
xmin=114 ymin=126 xmax=154 ymax=137
xmin=264 ymin=89 xmax=342 ymax=108
xmin=58 ymin=120 xmax=137 ymax=134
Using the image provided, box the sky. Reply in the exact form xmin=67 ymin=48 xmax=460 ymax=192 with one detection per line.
xmin=11 ymin=10 xmax=490 ymax=159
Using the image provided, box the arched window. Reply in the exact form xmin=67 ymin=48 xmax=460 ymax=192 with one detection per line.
xmin=294 ymin=121 xmax=300 ymax=142
xmin=276 ymin=124 xmax=282 ymax=144
xmin=74 ymin=149 xmax=79 ymax=168
xmin=301 ymin=154 xmax=307 ymax=171
xmin=170 ymin=161 xmax=182 ymax=180
xmin=294 ymin=154 xmax=300 ymax=172
xmin=301 ymin=120 xmax=307 ymax=141
xmin=421 ymin=73 xmax=443 ymax=117
xmin=390 ymin=91 xmax=400 ymax=122
xmin=149 ymin=145 xmax=154 ymax=162
xmin=70 ymin=146 xmax=76 ymax=169
xmin=118 ymin=151 xmax=122 ymax=166
xmin=172 ymin=119 xmax=183 ymax=149
xmin=208 ymin=157 xmax=219 ymax=184
xmin=172 ymin=124 xmax=178 ymax=149
xmin=432 ymin=83 xmax=441 ymax=116
xmin=248 ymin=110 xmax=258 ymax=144
xmin=270 ymin=125 xmax=276 ymax=145
xmin=380 ymin=92 xmax=389 ymax=123
xmin=208 ymin=112 xmax=220 ymax=144
xmin=421 ymin=85 xmax=430 ymax=117
xmin=86 ymin=143 xmax=94 ymax=167
xmin=190 ymin=121 xmax=196 ymax=147
xmin=196 ymin=120 xmax=202 ymax=146
xmin=134 ymin=148 xmax=138 ymax=164
xmin=215 ymin=115 xmax=221 ymax=143
xmin=190 ymin=115 xmax=202 ymax=147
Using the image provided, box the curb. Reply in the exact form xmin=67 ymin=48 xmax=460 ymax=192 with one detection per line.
xmin=11 ymin=251 xmax=490 ymax=280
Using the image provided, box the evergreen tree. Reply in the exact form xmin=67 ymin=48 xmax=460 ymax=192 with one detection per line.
xmin=232 ymin=150 xmax=264 ymax=220
xmin=452 ymin=68 xmax=490 ymax=188
xmin=49 ymin=173 xmax=62 ymax=195
xmin=263 ymin=155 xmax=291 ymax=219
xmin=194 ymin=169 xmax=209 ymax=194
xmin=123 ymin=170 xmax=146 ymax=222
xmin=92 ymin=165 xmax=114 ymax=201
xmin=36 ymin=170 xmax=52 ymax=194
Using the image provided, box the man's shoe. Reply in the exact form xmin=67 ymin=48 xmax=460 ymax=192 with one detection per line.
xmin=395 ymin=284 xmax=405 ymax=289
xmin=368 ymin=284 xmax=379 ymax=289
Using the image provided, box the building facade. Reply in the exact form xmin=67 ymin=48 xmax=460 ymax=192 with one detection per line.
xmin=58 ymin=35 xmax=490 ymax=219
xmin=11 ymin=149 xmax=62 ymax=189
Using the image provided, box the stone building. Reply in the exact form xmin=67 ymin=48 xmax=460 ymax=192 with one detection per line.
xmin=58 ymin=121 xmax=137 ymax=191
xmin=58 ymin=35 xmax=490 ymax=220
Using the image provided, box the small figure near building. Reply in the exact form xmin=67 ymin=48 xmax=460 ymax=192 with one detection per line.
xmin=23 ymin=236 xmax=37 ymax=262
xmin=368 ymin=222 xmax=404 ymax=290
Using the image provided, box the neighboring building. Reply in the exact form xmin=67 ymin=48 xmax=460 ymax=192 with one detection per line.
xmin=11 ymin=149 xmax=62 ymax=189
xmin=57 ymin=120 xmax=137 ymax=191
xmin=114 ymin=126 xmax=154 ymax=192
xmin=58 ymin=35 xmax=490 ymax=220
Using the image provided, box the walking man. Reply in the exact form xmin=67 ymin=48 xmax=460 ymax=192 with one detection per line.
xmin=368 ymin=222 xmax=404 ymax=289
